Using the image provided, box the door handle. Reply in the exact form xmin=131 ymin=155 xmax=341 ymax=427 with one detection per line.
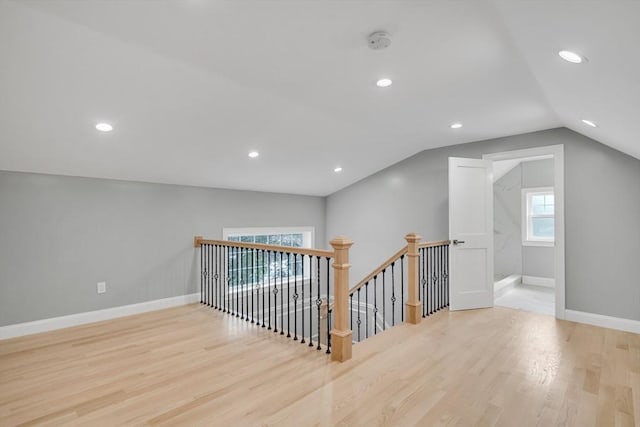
xmin=452 ymin=239 xmax=465 ymax=245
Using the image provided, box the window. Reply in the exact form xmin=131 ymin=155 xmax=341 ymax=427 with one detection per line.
xmin=522 ymin=188 xmax=554 ymax=246
xmin=223 ymin=227 xmax=314 ymax=288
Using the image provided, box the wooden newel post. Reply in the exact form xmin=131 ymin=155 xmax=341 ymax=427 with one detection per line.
xmin=405 ymin=233 xmax=422 ymax=324
xmin=330 ymin=236 xmax=354 ymax=362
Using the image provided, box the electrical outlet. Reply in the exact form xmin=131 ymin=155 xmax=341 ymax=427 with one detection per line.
xmin=97 ymin=281 xmax=106 ymax=294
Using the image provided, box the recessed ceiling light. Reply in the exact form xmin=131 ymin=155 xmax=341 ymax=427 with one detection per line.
xmin=376 ymin=78 xmax=392 ymax=88
xmin=334 ymin=167 xmax=343 ymax=173
xmin=581 ymin=119 xmax=597 ymax=128
xmin=450 ymin=123 xmax=463 ymax=129
xmin=248 ymin=151 xmax=259 ymax=158
xmin=95 ymin=122 xmax=113 ymax=132
xmin=558 ymin=50 xmax=584 ymax=64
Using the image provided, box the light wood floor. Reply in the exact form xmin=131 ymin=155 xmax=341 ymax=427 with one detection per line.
xmin=1 ymin=304 xmax=639 ymax=426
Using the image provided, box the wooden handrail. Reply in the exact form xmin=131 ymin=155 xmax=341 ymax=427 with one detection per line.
xmin=194 ymin=237 xmax=334 ymax=258
xmin=417 ymin=239 xmax=450 ymax=249
xmin=349 ymin=246 xmax=408 ymax=295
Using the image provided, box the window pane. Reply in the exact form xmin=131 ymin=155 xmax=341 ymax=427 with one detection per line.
xmin=255 ymin=235 xmax=268 ymax=244
xmin=291 ymin=233 xmax=303 ymax=247
xmin=531 ymin=217 xmax=554 ymax=238
xmin=228 ymin=236 xmax=240 ymax=242
xmin=281 ymin=233 xmax=293 ymax=246
xmin=240 ymin=235 xmax=254 ymax=243
xmin=268 ymin=234 xmax=281 ymax=245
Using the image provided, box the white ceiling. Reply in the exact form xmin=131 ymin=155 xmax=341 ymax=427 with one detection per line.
xmin=0 ymin=1 xmax=637 ymax=196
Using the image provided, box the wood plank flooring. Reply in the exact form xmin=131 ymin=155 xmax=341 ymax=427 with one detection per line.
xmin=1 ymin=304 xmax=639 ymax=426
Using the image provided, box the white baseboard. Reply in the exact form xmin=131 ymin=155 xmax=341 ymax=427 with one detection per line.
xmin=565 ymin=309 xmax=640 ymax=334
xmin=0 ymin=293 xmax=200 ymax=340
xmin=494 ymin=274 xmax=521 ymax=298
xmin=522 ymin=275 xmax=555 ymax=288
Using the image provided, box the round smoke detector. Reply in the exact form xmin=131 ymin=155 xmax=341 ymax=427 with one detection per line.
xmin=367 ymin=31 xmax=391 ymax=50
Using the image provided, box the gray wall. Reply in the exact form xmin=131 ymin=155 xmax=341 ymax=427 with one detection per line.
xmin=494 ymin=164 xmax=522 ymax=281
xmin=326 ymin=128 xmax=640 ymax=321
xmin=521 ymin=159 xmax=554 ymax=279
xmin=0 ymin=172 xmax=325 ymax=326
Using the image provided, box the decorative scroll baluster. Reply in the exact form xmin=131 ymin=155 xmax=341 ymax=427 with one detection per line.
xmin=273 ymin=251 xmax=279 ymax=334
xmin=391 ymin=262 xmax=395 ymax=327
xmin=373 ymin=275 xmax=378 ymax=335
xmin=357 ymin=288 xmax=361 ymax=342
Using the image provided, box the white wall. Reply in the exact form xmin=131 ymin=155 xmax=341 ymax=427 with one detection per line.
xmin=0 ymin=171 xmax=326 ymax=326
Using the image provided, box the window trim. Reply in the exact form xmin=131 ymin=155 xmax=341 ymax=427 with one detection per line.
xmin=521 ymin=187 xmax=555 ymax=247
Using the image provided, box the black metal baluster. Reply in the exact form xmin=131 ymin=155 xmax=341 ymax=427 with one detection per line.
xmin=206 ymin=244 xmax=210 ymax=306
xmin=357 ymin=287 xmax=361 ymax=342
xmin=316 ymin=256 xmax=321 ymax=350
xmin=208 ymin=245 xmax=214 ymax=307
xmin=300 ymin=255 xmax=305 ymax=344
xmin=240 ymin=247 xmax=245 ymax=319
xmin=391 ymin=262 xmax=395 ymax=326
xmin=250 ymin=248 xmax=255 ymax=323
xmin=325 ymin=257 xmax=330 ymax=353
xmin=200 ymin=243 xmax=203 ymax=303
xmin=224 ymin=246 xmax=233 ymax=314
xmin=422 ymin=248 xmax=427 ymax=317
xmin=308 ymin=255 xmax=313 ymax=348
xmin=401 ymin=255 xmax=404 ymax=322
xmin=287 ymin=253 xmax=291 ymax=337
xmin=272 ymin=251 xmax=278 ymax=334
xmin=240 ymin=246 xmax=244 ymax=317
xmin=261 ymin=250 xmax=266 ymax=328
xmin=445 ymin=245 xmax=450 ymax=307
xmin=267 ymin=251 xmax=272 ymax=330
xmin=214 ymin=245 xmax=218 ymax=309
xmin=350 ymin=293 xmax=353 ymax=332
xmin=246 ymin=247 xmax=250 ymax=321
xmin=373 ymin=275 xmax=378 ymax=335
xmin=327 ymin=309 xmax=332 ymax=354
xmin=280 ymin=252 xmax=285 ymax=335
xmin=439 ymin=245 xmax=443 ymax=310
xmin=382 ymin=269 xmax=386 ymax=331
xmin=365 ymin=281 xmax=369 ymax=339
xmin=435 ymin=246 xmax=441 ymax=311
xmin=293 ymin=253 xmax=298 ymax=340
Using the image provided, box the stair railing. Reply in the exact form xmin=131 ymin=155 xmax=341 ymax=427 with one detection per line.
xmin=194 ymin=235 xmax=354 ymax=362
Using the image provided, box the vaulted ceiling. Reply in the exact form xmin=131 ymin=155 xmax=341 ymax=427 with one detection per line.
xmin=1 ymin=1 xmax=638 ymax=196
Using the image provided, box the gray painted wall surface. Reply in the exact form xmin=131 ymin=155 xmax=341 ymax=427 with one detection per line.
xmin=521 ymin=159 xmax=554 ymax=279
xmin=326 ymin=128 xmax=640 ymax=321
xmin=494 ymin=165 xmax=522 ymax=281
xmin=0 ymin=172 xmax=325 ymax=326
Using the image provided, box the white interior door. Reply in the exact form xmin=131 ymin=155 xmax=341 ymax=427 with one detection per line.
xmin=448 ymin=157 xmax=494 ymax=311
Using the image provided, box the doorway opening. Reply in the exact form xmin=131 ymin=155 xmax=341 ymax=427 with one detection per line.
xmin=483 ymin=145 xmax=565 ymax=319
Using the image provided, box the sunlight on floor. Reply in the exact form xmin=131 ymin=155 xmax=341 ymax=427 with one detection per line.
xmin=494 ymin=284 xmax=555 ymax=316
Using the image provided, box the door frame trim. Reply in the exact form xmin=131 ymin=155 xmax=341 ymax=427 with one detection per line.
xmin=483 ymin=144 xmax=565 ymax=319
